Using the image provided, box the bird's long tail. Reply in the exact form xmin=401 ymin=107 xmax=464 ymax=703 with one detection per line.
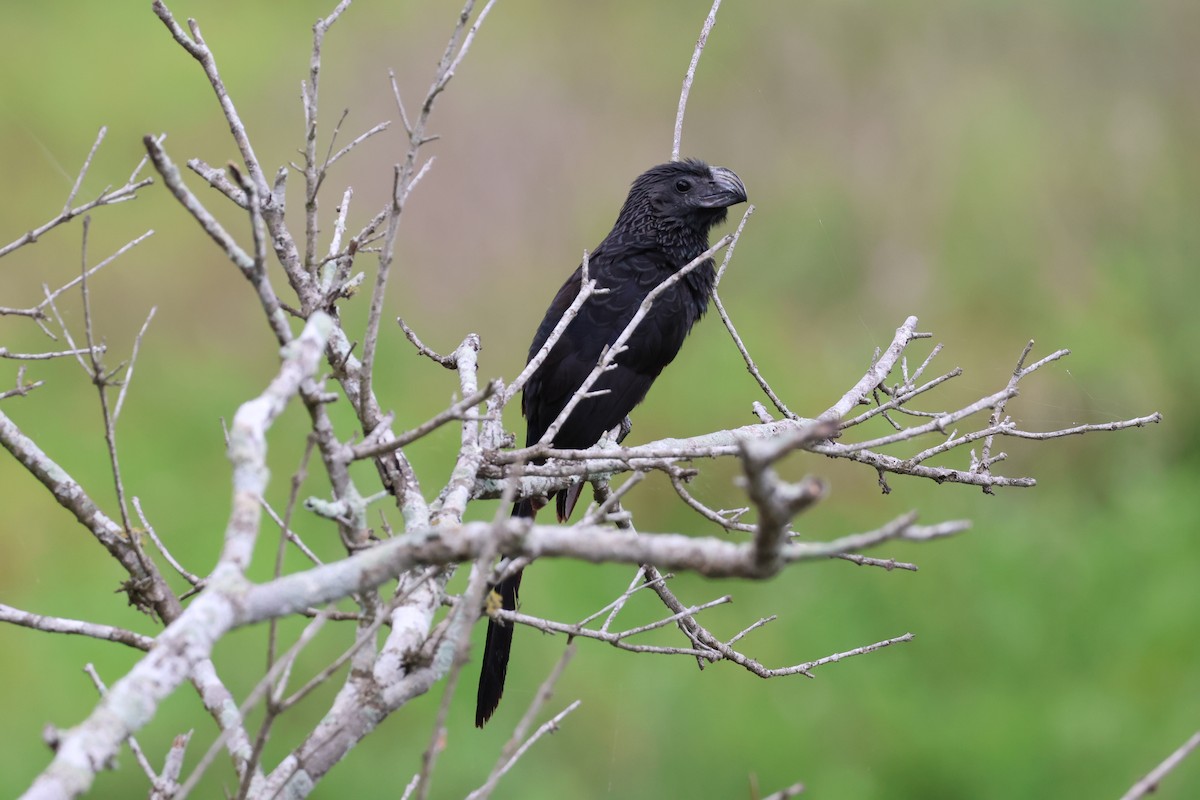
xmin=475 ymin=498 xmax=533 ymax=727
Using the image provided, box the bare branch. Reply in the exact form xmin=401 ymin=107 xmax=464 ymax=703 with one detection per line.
xmin=219 ymin=313 xmax=335 ymax=571
xmin=759 ymin=633 xmax=915 ymax=679
xmin=151 ymin=1 xmax=269 ymax=194
xmin=0 ymin=132 xmax=151 ymax=260
xmin=672 ymin=0 xmax=723 ymax=161
xmin=350 ymin=379 xmax=498 ymax=461
xmin=999 ymin=414 xmax=1163 ymax=441
xmin=820 ymin=316 xmax=925 ymax=423
xmin=836 ymin=387 xmax=1016 ymax=453
xmin=0 ymin=407 xmax=181 ymax=622
xmin=83 ymin=664 xmax=160 ymax=786
xmin=20 ymin=228 xmax=155 ymax=319
xmin=112 ymin=307 xmax=156 ymax=424
xmin=831 ymin=552 xmax=918 ymax=572
xmin=144 ymin=137 xmax=255 ymax=273
xmin=175 ymin=611 xmax=333 ymax=799
xmin=669 ymin=470 xmax=754 ymax=532
xmin=739 ymin=436 xmax=827 ymax=572
xmin=359 ymin=0 xmax=498 ymax=414
xmin=331 ymin=121 xmax=392 ymax=170
xmin=77 ymin=219 xmax=147 ymax=574
xmin=150 ymin=732 xmax=192 ymax=800
xmin=414 ymin=552 xmax=496 ymax=800
xmin=468 ymin=657 xmax=581 ymax=800
xmin=135 ymin=497 xmax=203 ymax=587
xmin=398 ymin=316 xmax=458 ymax=367
xmin=0 ymin=604 xmax=153 ymax=651
xmin=491 ymin=596 xmax=732 ymax=656
xmin=1120 ymin=731 xmax=1200 ymax=800
xmin=842 ymin=365 xmax=961 ymax=428
xmin=0 ymin=368 xmax=43 ymax=400
xmin=64 ymin=127 xmax=108 ymax=212
xmin=185 ymin=158 xmax=247 ymax=206
xmin=486 ymin=642 xmax=577 ymax=786
xmin=301 ymin=2 xmax=353 ymax=270
xmin=710 ymin=206 xmax=796 ymax=419
xmin=502 ymin=262 xmax=599 ymax=407
xmin=0 ymin=345 xmax=105 ymax=361
xmin=22 ymin=313 xmax=334 ymax=798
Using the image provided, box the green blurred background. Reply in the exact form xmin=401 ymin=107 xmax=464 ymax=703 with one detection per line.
xmin=1 ymin=1 xmax=1195 ymax=797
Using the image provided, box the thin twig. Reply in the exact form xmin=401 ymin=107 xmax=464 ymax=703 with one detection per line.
xmin=469 ymin=643 xmax=580 ymax=800
xmin=710 ymin=207 xmax=795 ymax=419
xmin=150 ymin=731 xmax=193 ymax=800
xmin=0 ymin=129 xmax=152 ymax=260
xmin=490 ymin=596 xmax=733 ymax=654
xmin=79 ymin=218 xmax=138 ymax=543
xmin=361 ymin=0 xmax=498 ymax=415
xmin=398 ymin=316 xmax=458 ymax=367
xmin=0 ymin=346 xmax=105 ymax=361
xmin=0 ymin=604 xmax=153 ymax=651
xmin=819 ymin=316 xmax=925 ymax=423
xmin=350 ymin=380 xmax=498 ymax=461
xmin=34 ymin=229 xmax=156 ymax=316
xmin=1120 ymin=731 xmax=1200 ymax=800
xmin=134 ymin=497 xmax=202 ymax=587
xmin=831 ymin=552 xmax=918 ymax=572
xmin=112 ymin=306 xmax=156 ymax=424
xmin=468 ymin=701 xmax=580 ymax=800
xmin=672 ymin=0 xmax=724 ymax=161
xmin=151 ymin=0 xmax=269 ymax=194
xmin=65 ymin=127 xmax=108 ymax=212
xmin=503 ymin=263 xmax=600 ymax=406
xmin=842 ymin=366 xmax=961 ymax=428
xmin=83 ymin=664 xmax=160 ymax=785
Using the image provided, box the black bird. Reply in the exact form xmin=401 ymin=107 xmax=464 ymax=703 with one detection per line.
xmin=475 ymin=159 xmax=747 ymax=727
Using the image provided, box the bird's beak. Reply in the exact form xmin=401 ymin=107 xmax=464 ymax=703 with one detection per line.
xmin=698 ymin=166 xmax=748 ymax=208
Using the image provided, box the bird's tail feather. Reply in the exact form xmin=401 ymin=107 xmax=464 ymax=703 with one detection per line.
xmin=556 ymin=484 xmax=584 ymax=522
xmin=475 ymin=499 xmax=532 ymax=727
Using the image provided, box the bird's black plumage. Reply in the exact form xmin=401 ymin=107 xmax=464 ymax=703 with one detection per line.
xmin=475 ymin=159 xmax=747 ymax=728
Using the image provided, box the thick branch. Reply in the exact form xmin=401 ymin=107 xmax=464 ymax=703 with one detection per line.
xmin=22 ymin=313 xmax=332 ymax=800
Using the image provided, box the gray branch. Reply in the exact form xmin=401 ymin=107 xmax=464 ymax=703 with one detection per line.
xmin=21 ymin=312 xmax=332 ymax=800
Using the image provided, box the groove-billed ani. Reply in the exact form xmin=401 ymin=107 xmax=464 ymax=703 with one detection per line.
xmin=475 ymin=159 xmax=747 ymax=727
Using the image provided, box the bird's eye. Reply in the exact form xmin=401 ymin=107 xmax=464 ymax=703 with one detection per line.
xmin=674 ymin=178 xmax=692 ymax=193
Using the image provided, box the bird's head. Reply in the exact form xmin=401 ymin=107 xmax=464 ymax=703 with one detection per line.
xmin=615 ymin=159 xmax=748 ymax=244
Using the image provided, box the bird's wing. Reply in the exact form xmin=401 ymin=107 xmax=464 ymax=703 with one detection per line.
xmin=523 ymin=244 xmax=701 ymax=449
